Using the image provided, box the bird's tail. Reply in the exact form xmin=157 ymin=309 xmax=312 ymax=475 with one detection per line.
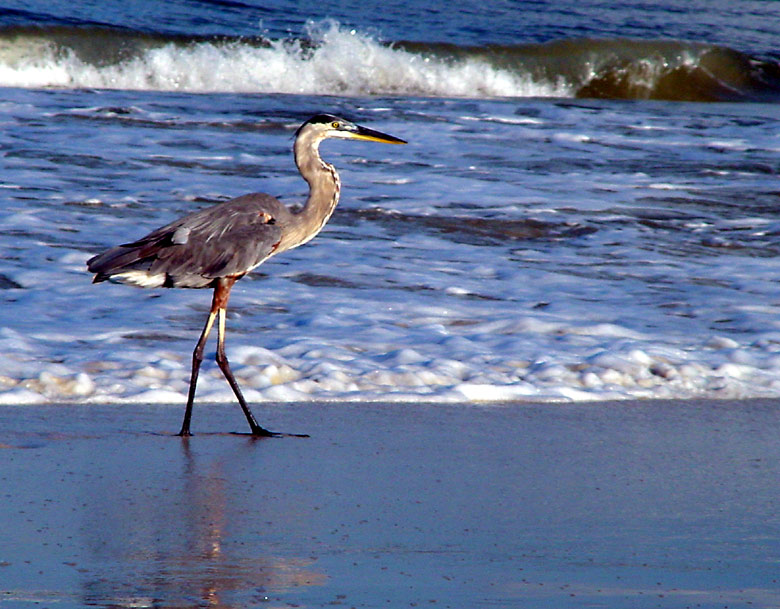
xmin=87 ymin=245 xmax=152 ymax=283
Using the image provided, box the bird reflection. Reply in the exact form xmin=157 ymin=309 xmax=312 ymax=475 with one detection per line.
xmin=78 ymin=437 xmax=325 ymax=607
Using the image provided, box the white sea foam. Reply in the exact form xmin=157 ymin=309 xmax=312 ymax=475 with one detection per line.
xmin=0 ymin=22 xmax=569 ymax=98
xmin=5 ymin=318 xmax=780 ymax=405
xmin=1 ymin=83 xmax=779 ymax=407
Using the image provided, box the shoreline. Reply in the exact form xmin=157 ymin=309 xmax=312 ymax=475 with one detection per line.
xmin=1 ymin=399 xmax=778 ymax=608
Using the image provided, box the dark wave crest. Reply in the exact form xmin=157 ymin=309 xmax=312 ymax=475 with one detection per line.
xmin=398 ymin=38 xmax=780 ymax=103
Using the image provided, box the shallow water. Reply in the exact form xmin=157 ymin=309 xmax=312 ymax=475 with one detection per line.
xmin=1 ymin=2 xmax=780 ymax=405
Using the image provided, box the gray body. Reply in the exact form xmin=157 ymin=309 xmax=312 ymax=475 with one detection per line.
xmin=90 ymin=193 xmax=288 ymax=289
xmin=89 ymin=116 xmax=351 ymax=289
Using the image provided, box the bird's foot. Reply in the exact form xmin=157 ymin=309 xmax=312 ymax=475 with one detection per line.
xmin=249 ymin=425 xmax=309 ymax=438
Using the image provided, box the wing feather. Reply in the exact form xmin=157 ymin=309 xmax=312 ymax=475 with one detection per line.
xmin=88 ymin=193 xmax=286 ymax=288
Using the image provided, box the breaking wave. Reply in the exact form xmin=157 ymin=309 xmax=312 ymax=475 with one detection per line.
xmin=0 ymin=22 xmax=778 ymax=101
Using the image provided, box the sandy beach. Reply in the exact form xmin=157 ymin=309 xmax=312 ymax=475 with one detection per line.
xmin=0 ymin=399 xmax=778 ymax=608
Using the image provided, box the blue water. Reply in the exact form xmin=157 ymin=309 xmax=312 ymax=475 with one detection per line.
xmin=5 ymin=0 xmax=780 ymax=51
xmin=1 ymin=0 xmax=780 ymax=406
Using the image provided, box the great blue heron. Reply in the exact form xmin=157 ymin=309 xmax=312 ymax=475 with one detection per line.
xmin=87 ymin=114 xmax=406 ymax=437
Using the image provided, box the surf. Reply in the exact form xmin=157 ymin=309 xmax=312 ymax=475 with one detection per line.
xmin=0 ymin=21 xmax=777 ymax=101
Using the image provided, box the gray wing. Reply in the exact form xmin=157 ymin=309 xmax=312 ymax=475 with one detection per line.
xmin=88 ymin=193 xmax=285 ymax=288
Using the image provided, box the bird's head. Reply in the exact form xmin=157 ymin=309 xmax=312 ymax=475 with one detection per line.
xmin=296 ymin=114 xmax=407 ymax=145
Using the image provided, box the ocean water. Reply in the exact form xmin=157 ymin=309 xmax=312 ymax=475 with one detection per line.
xmin=1 ymin=1 xmax=780 ymax=406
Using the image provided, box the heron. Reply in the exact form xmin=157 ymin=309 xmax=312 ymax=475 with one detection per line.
xmin=87 ymin=114 xmax=406 ymax=437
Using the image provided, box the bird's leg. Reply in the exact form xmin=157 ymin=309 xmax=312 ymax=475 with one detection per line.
xmin=213 ymin=278 xmax=278 ymax=437
xmin=178 ymin=306 xmax=218 ymax=437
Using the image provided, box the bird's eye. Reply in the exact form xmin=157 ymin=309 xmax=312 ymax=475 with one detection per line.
xmin=331 ymin=121 xmax=340 ymax=129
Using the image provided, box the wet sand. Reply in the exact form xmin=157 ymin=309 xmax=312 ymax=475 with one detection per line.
xmin=0 ymin=399 xmax=778 ymax=609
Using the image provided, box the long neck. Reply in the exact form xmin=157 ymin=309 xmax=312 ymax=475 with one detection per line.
xmin=278 ymin=132 xmax=341 ymax=251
